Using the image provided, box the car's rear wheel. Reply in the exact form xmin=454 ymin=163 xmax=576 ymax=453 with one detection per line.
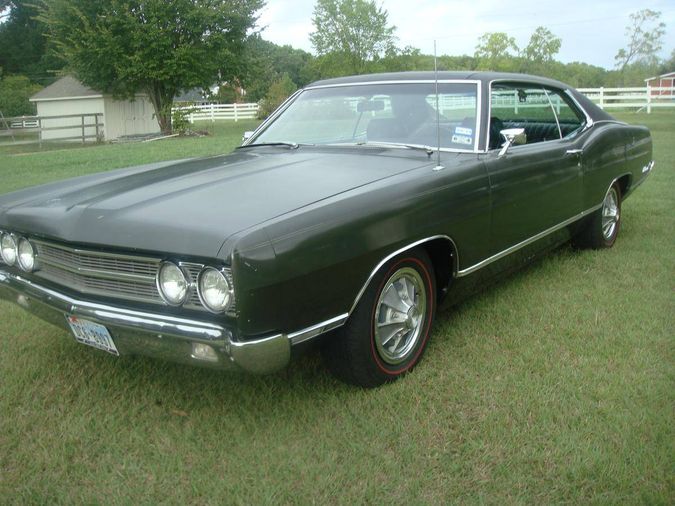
xmin=574 ymin=182 xmax=622 ymax=249
xmin=322 ymin=249 xmax=436 ymax=388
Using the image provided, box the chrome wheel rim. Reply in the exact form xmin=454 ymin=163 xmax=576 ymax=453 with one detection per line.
xmin=602 ymin=187 xmax=620 ymax=240
xmin=374 ymin=267 xmax=427 ymax=365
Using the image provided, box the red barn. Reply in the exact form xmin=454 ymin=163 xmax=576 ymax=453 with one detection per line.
xmin=645 ymin=71 xmax=675 ymax=96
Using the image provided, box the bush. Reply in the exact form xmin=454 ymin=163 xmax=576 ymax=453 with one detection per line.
xmin=257 ymin=73 xmax=297 ymax=119
xmin=171 ymin=105 xmax=197 ymax=135
xmin=0 ymin=75 xmax=42 ymax=117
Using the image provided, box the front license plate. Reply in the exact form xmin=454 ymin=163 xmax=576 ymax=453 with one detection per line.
xmin=66 ymin=316 xmax=119 ymax=356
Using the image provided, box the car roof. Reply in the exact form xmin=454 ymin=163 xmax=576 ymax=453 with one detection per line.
xmin=307 ymin=71 xmax=571 ymax=90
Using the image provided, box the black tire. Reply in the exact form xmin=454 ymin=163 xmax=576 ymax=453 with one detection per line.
xmin=322 ymin=248 xmax=436 ymax=388
xmin=573 ymin=182 xmax=622 ymax=249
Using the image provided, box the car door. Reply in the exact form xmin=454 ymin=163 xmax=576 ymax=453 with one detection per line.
xmin=482 ymin=83 xmax=585 ymax=256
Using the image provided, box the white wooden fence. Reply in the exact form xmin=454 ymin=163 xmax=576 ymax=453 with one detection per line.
xmin=578 ymin=86 xmax=675 ymax=113
xmin=172 ymin=102 xmax=259 ymax=122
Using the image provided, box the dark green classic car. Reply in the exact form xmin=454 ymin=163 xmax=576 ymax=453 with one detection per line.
xmin=0 ymin=72 xmax=653 ymax=387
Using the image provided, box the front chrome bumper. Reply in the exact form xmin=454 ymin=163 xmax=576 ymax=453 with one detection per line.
xmin=0 ymin=269 xmax=290 ymax=374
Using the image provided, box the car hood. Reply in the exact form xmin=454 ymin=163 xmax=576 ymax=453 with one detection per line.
xmin=0 ymin=147 xmax=431 ymax=259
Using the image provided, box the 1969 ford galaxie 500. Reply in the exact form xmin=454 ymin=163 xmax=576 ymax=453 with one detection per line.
xmin=0 ymin=72 xmax=653 ymax=387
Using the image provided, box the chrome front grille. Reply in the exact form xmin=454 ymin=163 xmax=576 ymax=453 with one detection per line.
xmin=31 ymin=240 xmax=233 ymax=313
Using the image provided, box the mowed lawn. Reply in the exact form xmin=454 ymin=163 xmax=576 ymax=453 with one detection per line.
xmin=0 ymin=113 xmax=673 ymax=504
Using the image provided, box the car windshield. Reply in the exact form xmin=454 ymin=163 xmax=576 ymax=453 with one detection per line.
xmin=253 ymin=82 xmax=479 ymax=151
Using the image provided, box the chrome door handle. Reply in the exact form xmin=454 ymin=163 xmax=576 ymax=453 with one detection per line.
xmin=566 ymin=149 xmax=583 ymax=155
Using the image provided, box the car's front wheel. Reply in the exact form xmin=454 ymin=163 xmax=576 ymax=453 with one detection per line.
xmin=574 ymin=182 xmax=622 ymax=249
xmin=322 ymin=249 xmax=436 ymax=387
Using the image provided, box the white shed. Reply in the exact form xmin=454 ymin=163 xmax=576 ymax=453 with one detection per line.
xmin=29 ymin=76 xmax=160 ymax=141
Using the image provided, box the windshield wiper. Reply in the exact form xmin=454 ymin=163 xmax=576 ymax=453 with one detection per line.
xmin=237 ymin=141 xmax=313 ymax=150
xmin=354 ymin=141 xmax=436 ymax=158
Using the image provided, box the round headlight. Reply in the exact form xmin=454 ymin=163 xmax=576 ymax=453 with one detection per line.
xmin=198 ymin=268 xmax=232 ymax=313
xmin=17 ymin=238 xmax=36 ymax=272
xmin=1 ymin=233 xmax=17 ymax=265
xmin=157 ymin=262 xmax=188 ymax=305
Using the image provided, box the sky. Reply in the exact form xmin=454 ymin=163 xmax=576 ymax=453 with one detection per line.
xmin=257 ymin=0 xmax=675 ymax=70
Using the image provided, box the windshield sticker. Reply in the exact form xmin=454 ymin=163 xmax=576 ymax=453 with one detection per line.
xmin=455 ymin=126 xmax=473 ymax=136
xmin=452 ymin=134 xmax=473 ymax=145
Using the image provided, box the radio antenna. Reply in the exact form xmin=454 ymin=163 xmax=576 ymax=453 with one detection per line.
xmin=433 ymin=40 xmax=443 ymax=171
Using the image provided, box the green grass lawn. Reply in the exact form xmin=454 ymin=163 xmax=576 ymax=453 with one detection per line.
xmin=0 ymin=113 xmax=673 ymax=504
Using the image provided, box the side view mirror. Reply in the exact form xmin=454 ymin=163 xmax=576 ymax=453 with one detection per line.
xmin=242 ymin=130 xmax=254 ymax=142
xmin=498 ymin=128 xmax=526 ymax=157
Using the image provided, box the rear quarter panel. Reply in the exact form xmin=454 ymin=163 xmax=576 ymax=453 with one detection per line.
xmin=581 ymin=122 xmax=652 ymax=208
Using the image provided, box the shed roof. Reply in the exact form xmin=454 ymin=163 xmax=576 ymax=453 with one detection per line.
xmin=30 ymin=76 xmax=103 ymax=102
xmin=644 ymin=71 xmax=675 ymax=82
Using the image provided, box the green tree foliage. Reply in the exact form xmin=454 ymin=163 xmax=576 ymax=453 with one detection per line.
xmin=615 ymin=9 xmax=666 ymax=71
xmin=241 ymin=35 xmax=313 ymax=102
xmin=39 ymin=0 xmax=263 ymax=133
xmin=474 ymin=32 xmax=519 ymax=71
xmin=257 ymin=73 xmax=297 ymax=119
xmin=0 ymin=0 xmax=63 ymax=85
xmin=310 ymin=0 xmax=396 ymax=76
xmin=0 ymin=75 xmax=42 ymax=117
xmin=523 ymin=27 xmax=561 ymax=64
xmin=660 ymin=49 xmax=675 ymax=74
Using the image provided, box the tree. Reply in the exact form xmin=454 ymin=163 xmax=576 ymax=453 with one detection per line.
xmin=240 ymin=35 xmax=313 ymax=102
xmin=615 ymin=9 xmax=666 ymax=71
xmin=0 ymin=0 xmax=64 ymax=85
xmin=0 ymin=75 xmax=42 ymax=116
xmin=523 ymin=27 xmax=561 ymax=64
xmin=659 ymin=48 xmax=675 ymax=74
xmin=310 ymin=0 xmax=396 ymax=75
xmin=474 ymin=32 xmax=519 ymax=70
xmin=257 ymin=73 xmax=296 ymax=119
xmin=39 ymin=0 xmax=263 ymax=133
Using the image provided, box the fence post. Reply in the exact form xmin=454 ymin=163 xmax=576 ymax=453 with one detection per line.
xmin=38 ymin=117 xmax=42 ymax=149
xmin=646 ymin=84 xmax=652 ymax=114
xmin=81 ymin=114 xmax=86 ymax=143
xmin=234 ymin=103 xmax=239 ymax=122
xmin=95 ymin=113 xmax=100 ymax=141
xmin=210 ymin=103 xmax=215 ymax=123
xmin=599 ymin=87 xmax=604 ymax=109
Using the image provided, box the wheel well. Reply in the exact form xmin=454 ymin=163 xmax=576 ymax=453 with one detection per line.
xmin=616 ymin=174 xmax=631 ymax=197
xmin=422 ymin=238 xmax=456 ymax=303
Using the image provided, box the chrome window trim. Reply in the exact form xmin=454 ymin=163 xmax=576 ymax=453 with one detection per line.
xmin=563 ymin=89 xmax=594 ymax=130
xmin=543 ymin=88 xmax=563 ymax=139
xmin=485 ymin=79 xmax=595 ymax=153
xmin=242 ymin=88 xmax=304 ymax=146
xmin=304 ymin=79 xmax=482 ymax=90
xmin=249 ymin=80 xmax=483 ymax=154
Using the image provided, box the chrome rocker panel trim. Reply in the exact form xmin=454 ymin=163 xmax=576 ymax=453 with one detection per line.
xmin=456 ymin=205 xmax=602 ymax=277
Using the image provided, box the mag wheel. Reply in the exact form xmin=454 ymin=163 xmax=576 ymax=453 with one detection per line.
xmin=322 ymin=249 xmax=436 ymax=388
xmin=574 ymin=182 xmax=622 ymax=249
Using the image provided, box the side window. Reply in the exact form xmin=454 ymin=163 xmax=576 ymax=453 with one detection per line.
xmin=489 ymin=83 xmax=560 ymax=149
xmin=544 ymin=89 xmax=585 ymax=138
